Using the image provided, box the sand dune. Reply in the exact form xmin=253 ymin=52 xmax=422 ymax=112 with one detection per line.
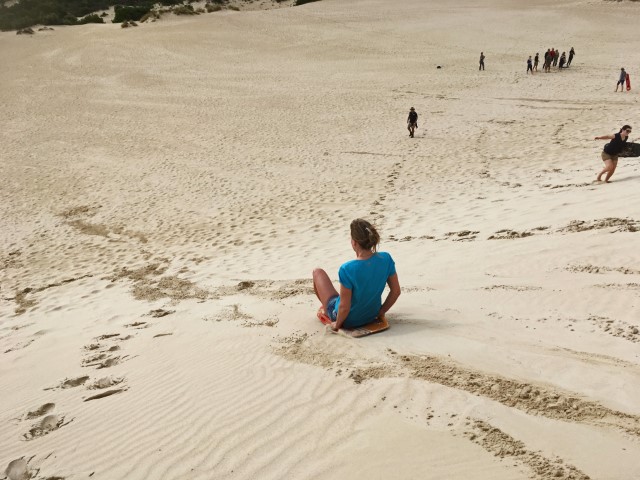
xmin=2 ymin=0 xmax=640 ymax=478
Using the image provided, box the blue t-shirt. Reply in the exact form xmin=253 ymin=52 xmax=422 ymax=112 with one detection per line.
xmin=333 ymin=252 xmax=397 ymax=328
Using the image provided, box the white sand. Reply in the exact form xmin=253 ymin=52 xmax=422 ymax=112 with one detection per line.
xmin=2 ymin=0 xmax=640 ymax=478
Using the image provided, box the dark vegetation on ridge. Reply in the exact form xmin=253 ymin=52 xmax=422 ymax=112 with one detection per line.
xmin=1 ymin=0 xmax=321 ymax=31
xmin=1 ymin=0 xmax=178 ymax=30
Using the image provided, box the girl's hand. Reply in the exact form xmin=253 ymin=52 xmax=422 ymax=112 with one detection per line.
xmin=330 ymin=322 xmax=339 ymax=331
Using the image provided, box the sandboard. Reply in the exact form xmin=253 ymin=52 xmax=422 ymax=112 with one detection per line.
xmin=619 ymin=142 xmax=640 ymax=158
xmin=317 ymin=306 xmax=389 ymax=338
xmin=626 ymin=73 xmax=631 ymax=91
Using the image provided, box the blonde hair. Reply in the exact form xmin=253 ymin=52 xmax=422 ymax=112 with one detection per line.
xmin=350 ymin=218 xmax=380 ymax=252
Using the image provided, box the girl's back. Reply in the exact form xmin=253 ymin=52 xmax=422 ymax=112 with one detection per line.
xmin=335 ymin=252 xmax=396 ymax=328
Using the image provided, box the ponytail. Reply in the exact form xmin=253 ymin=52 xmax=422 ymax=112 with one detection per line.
xmin=350 ymin=219 xmax=380 ymax=252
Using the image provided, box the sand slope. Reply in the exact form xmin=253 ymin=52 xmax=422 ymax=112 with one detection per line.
xmin=2 ymin=0 xmax=640 ymax=478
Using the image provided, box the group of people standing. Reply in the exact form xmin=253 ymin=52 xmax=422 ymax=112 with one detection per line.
xmin=478 ymin=48 xmax=575 ymax=74
xmin=527 ymin=47 xmax=575 ymax=74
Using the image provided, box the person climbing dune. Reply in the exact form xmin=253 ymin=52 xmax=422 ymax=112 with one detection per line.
xmin=407 ymin=107 xmax=418 ymax=138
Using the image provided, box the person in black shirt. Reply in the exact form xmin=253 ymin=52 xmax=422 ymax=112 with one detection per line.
xmin=479 ymin=52 xmax=485 ymax=71
xmin=595 ymin=124 xmax=632 ymax=182
xmin=567 ymin=47 xmax=575 ymax=67
xmin=558 ymin=52 xmax=566 ymax=69
xmin=543 ymin=49 xmax=551 ymax=72
xmin=407 ymin=107 xmax=418 ymax=138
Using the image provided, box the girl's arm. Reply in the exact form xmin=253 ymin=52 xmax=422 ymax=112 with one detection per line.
xmin=333 ymin=284 xmax=352 ymax=330
xmin=379 ymin=273 xmax=401 ymax=317
xmin=595 ymin=135 xmax=614 ymax=140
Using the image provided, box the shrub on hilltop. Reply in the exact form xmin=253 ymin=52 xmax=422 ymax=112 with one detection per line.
xmin=172 ymin=4 xmax=197 ymax=14
xmin=78 ymin=14 xmax=105 ymax=24
xmin=0 ymin=0 xmax=181 ymax=31
xmin=0 ymin=0 xmax=321 ymax=31
xmin=113 ymin=4 xmax=153 ymax=23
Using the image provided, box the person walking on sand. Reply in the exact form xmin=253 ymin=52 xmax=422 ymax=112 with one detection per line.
xmin=567 ymin=47 xmax=575 ymax=66
xmin=527 ymin=56 xmax=533 ymax=74
xmin=615 ymin=68 xmax=627 ymax=92
xmin=533 ymin=52 xmax=539 ymax=71
xmin=479 ymin=51 xmax=485 ymax=71
xmin=407 ymin=107 xmax=418 ymax=138
xmin=552 ymin=48 xmax=559 ymax=67
xmin=312 ymin=219 xmax=401 ymax=332
xmin=595 ymin=125 xmax=632 ymax=182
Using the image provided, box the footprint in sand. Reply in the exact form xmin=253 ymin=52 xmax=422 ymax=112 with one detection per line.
xmin=82 ymin=353 xmax=107 ymax=365
xmin=5 ymin=458 xmax=31 ymax=480
xmin=82 ymin=352 xmax=121 ymax=369
xmin=24 ymin=403 xmax=55 ymax=420
xmin=44 ymin=376 xmax=90 ymax=391
xmin=23 ymin=414 xmax=72 ymax=441
xmin=4 ymin=339 xmax=35 ymax=354
xmin=125 ymin=321 xmax=148 ymax=329
xmin=487 ymin=229 xmax=534 ymax=240
xmin=88 ymin=376 xmax=125 ymax=390
xmin=95 ymin=357 xmax=121 ymax=369
xmin=96 ymin=333 xmax=120 ymax=340
xmin=82 ymin=333 xmax=131 ymax=369
xmin=444 ymin=230 xmax=479 ymax=241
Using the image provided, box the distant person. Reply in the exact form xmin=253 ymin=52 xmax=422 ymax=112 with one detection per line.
xmin=567 ymin=47 xmax=575 ymax=66
xmin=550 ymin=48 xmax=556 ymax=68
xmin=544 ymin=49 xmax=551 ymax=72
xmin=527 ymin=56 xmax=533 ymax=74
xmin=615 ymin=68 xmax=627 ymax=92
xmin=407 ymin=107 xmax=418 ymax=138
xmin=552 ymin=48 xmax=559 ymax=66
xmin=312 ymin=219 xmax=400 ymax=332
xmin=595 ymin=125 xmax=631 ymax=182
xmin=479 ymin=52 xmax=485 ymax=71
xmin=558 ymin=52 xmax=566 ymax=69
xmin=533 ymin=53 xmax=539 ymax=71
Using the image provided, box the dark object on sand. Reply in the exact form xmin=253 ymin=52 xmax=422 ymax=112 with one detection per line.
xmin=619 ymin=142 xmax=640 ymax=158
xmin=437 ymin=65 xmax=442 ymax=69
xmin=17 ymin=27 xmax=34 ymax=34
